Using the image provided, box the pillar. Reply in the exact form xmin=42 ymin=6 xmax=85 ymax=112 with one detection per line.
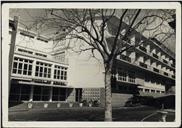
xmin=29 ymin=85 xmax=34 ymax=102
xmin=66 ymin=88 xmax=75 ymax=102
xmin=31 ymin=60 xmax=36 ymax=77
xmin=49 ymin=87 xmax=53 ymax=102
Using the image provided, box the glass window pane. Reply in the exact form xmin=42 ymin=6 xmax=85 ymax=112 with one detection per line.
xmin=48 ymin=69 xmax=51 ymax=73
xmin=24 ymin=64 xmax=28 ymax=70
xmin=28 ymin=65 xmax=32 ymax=71
xmin=40 ymin=67 xmax=43 ymax=72
xmin=13 ymin=62 xmax=17 ymax=68
xmin=13 ymin=69 xmax=17 ymax=73
xmin=28 ymin=71 xmax=32 ymax=76
xmin=23 ymin=70 xmax=27 ymax=75
xmin=18 ymin=69 xmax=22 ymax=74
xmin=18 ymin=63 xmax=23 ymax=69
xmin=36 ymin=66 xmax=39 ymax=72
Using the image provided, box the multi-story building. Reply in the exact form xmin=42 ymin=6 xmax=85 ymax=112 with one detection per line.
xmin=9 ymin=16 xmax=175 ymax=107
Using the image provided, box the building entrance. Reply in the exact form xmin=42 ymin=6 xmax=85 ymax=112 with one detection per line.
xmin=75 ymin=88 xmax=82 ymax=102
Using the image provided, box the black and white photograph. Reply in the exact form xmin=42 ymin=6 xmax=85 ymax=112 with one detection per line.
xmin=1 ymin=2 xmax=181 ymax=128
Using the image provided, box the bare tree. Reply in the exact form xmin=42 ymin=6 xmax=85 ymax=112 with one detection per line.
xmin=12 ymin=9 xmax=175 ymax=121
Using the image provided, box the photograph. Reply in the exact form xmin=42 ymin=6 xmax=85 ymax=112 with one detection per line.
xmin=1 ymin=2 xmax=181 ymax=128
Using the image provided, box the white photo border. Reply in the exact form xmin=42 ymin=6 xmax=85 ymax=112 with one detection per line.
xmin=2 ymin=2 xmax=181 ymax=127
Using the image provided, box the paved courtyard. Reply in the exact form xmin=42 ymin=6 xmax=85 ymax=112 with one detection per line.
xmin=9 ymin=106 xmax=175 ymax=121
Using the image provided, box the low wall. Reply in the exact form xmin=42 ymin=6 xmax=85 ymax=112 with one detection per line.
xmin=112 ymin=93 xmax=133 ymax=107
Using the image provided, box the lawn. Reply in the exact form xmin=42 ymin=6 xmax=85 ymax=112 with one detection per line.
xmin=9 ymin=106 xmax=175 ymax=121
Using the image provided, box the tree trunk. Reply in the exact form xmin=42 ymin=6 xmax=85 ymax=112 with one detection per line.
xmin=104 ymin=64 xmax=112 ymax=121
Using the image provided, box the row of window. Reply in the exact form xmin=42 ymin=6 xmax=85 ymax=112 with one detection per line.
xmin=120 ymin=53 xmax=175 ymax=71
xmin=117 ymin=70 xmax=135 ymax=83
xmin=18 ymin=48 xmax=47 ymax=58
xmin=119 ymin=28 xmax=174 ymax=64
xmin=13 ymin=57 xmax=33 ymax=76
xmin=35 ymin=62 xmax=52 ymax=78
xmin=19 ymin=31 xmax=48 ymax=43
xmin=139 ymin=88 xmax=165 ymax=94
xmin=9 ymin=84 xmax=67 ymax=101
xmin=119 ymin=54 xmax=175 ymax=78
xmin=12 ymin=57 xmax=67 ymax=80
xmin=54 ymin=65 xmax=67 ymax=80
xmin=138 ymin=45 xmax=174 ymax=66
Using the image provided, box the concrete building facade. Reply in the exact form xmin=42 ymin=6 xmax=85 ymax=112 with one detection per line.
xmin=9 ymin=17 xmax=175 ymax=107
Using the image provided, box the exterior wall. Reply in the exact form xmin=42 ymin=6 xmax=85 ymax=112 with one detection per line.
xmin=66 ymin=88 xmax=75 ymax=102
xmin=9 ymin=19 xmax=175 ymax=107
xmin=66 ymin=38 xmax=105 ymax=88
xmin=82 ymin=88 xmax=101 ymax=101
xmin=112 ymin=93 xmax=133 ymax=107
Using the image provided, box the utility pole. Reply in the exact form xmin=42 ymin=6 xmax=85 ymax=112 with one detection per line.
xmin=9 ymin=16 xmax=18 ymax=99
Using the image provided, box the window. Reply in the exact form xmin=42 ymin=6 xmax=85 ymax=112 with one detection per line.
xmin=20 ymin=31 xmax=34 ymax=38
xmin=54 ymin=53 xmax=65 ymax=62
xmin=18 ymin=48 xmax=33 ymax=54
xmin=52 ymin=88 xmax=66 ymax=101
xmin=35 ymin=53 xmax=47 ymax=58
xmin=12 ymin=57 xmax=33 ymax=76
xmin=151 ymin=90 xmax=155 ymax=93
xmin=128 ymin=71 xmax=135 ymax=83
xmin=54 ymin=65 xmax=67 ymax=80
xmin=161 ymin=91 xmax=165 ymax=93
xmin=145 ymin=89 xmax=150 ymax=92
xmin=118 ymin=70 xmax=127 ymax=81
xmin=35 ymin=62 xmax=51 ymax=78
xmin=117 ymin=69 xmax=135 ymax=83
xmin=156 ymin=90 xmax=160 ymax=93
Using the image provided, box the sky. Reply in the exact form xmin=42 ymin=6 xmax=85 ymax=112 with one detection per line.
xmin=9 ymin=9 xmax=176 ymax=53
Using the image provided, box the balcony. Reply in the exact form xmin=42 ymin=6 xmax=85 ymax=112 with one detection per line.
xmin=163 ymin=59 xmax=168 ymax=64
xmin=153 ymin=67 xmax=159 ymax=73
xmin=171 ymin=64 xmax=175 ymax=68
xmin=172 ymin=75 xmax=175 ymax=79
xmin=33 ymin=79 xmax=51 ymax=84
xmin=139 ymin=62 xmax=147 ymax=68
xmin=164 ymin=72 xmax=168 ymax=76
xmin=139 ymin=46 xmax=147 ymax=53
xmin=152 ymin=53 xmax=159 ymax=59
xmin=120 ymin=54 xmax=131 ymax=62
xmin=53 ymin=81 xmax=66 ymax=86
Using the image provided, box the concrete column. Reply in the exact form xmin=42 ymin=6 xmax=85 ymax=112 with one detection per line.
xmin=157 ymin=51 xmax=161 ymax=59
xmin=146 ymin=44 xmax=150 ymax=53
xmin=138 ymin=56 xmax=144 ymax=63
xmin=51 ymin=64 xmax=55 ymax=85
xmin=161 ymin=54 xmax=165 ymax=60
xmin=49 ymin=87 xmax=53 ymax=102
xmin=66 ymin=88 xmax=75 ymax=102
xmin=166 ymin=57 xmax=169 ymax=61
xmin=151 ymin=48 xmax=156 ymax=54
xmin=151 ymin=61 xmax=156 ymax=68
xmin=129 ymin=51 xmax=136 ymax=63
xmin=31 ymin=60 xmax=36 ymax=77
xmin=29 ymin=85 xmax=34 ymax=102
xmin=145 ymin=58 xmax=150 ymax=65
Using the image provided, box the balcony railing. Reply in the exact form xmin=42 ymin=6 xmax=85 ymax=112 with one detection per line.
xmin=163 ymin=59 xmax=168 ymax=64
xmin=53 ymin=81 xmax=66 ymax=86
xmin=172 ymin=75 xmax=175 ymax=79
xmin=139 ymin=46 xmax=147 ymax=52
xmin=120 ymin=55 xmax=131 ymax=62
xmin=164 ymin=72 xmax=168 ymax=76
xmin=153 ymin=67 xmax=159 ymax=73
xmin=152 ymin=53 xmax=159 ymax=59
xmin=139 ymin=62 xmax=147 ymax=68
xmin=171 ymin=64 xmax=175 ymax=68
xmin=33 ymin=79 xmax=52 ymax=84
